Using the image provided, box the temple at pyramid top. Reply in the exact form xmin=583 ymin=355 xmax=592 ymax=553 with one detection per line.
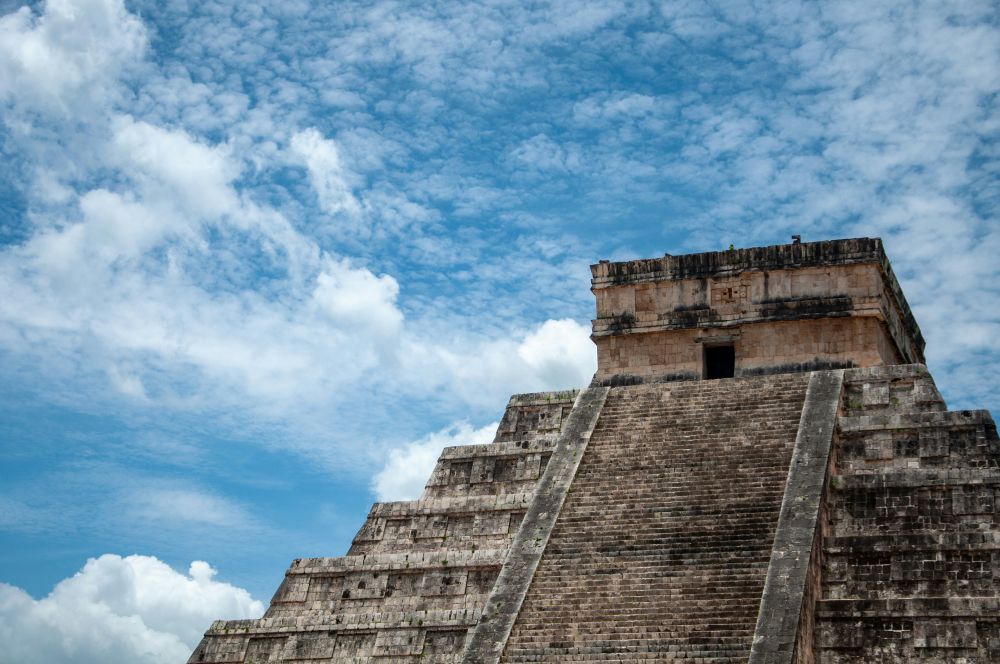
xmin=590 ymin=236 xmax=925 ymax=385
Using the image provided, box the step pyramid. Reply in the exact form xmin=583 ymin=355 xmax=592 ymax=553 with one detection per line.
xmin=190 ymin=238 xmax=999 ymax=663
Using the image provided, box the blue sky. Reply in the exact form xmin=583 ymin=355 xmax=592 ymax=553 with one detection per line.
xmin=0 ymin=1 xmax=997 ymax=661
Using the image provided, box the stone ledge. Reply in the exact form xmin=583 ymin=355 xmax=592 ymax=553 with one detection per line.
xmin=288 ymin=549 xmax=507 ymax=573
xmin=437 ymin=439 xmax=556 ymax=460
xmin=838 ymin=409 xmax=994 ymax=434
xmin=824 ymin=532 xmax=1000 ymax=552
xmin=591 ymin=238 xmax=888 ymax=285
xmin=206 ymin=608 xmax=483 ymax=635
xmin=837 ymin=469 xmax=1000 ymax=489
xmin=817 ymin=597 xmax=1000 ymax=618
xmin=366 ymin=494 xmax=534 ymax=517
xmin=843 ymin=363 xmax=936 ymax=382
xmin=504 ymin=390 xmax=579 ymax=407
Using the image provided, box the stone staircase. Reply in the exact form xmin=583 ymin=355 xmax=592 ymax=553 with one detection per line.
xmin=189 ymin=365 xmax=1000 ymax=664
xmin=499 ymin=373 xmax=810 ymax=662
xmin=817 ymin=365 xmax=1000 ymax=663
xmin=187 ymin=391 xmax=577 ymax=663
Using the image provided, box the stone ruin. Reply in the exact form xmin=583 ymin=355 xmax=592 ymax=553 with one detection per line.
xmin=190 ymin=237 xmax=1000 ymax=663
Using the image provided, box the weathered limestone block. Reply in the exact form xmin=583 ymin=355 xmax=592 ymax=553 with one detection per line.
xmin=814 ymin=366 xmax=1000 ymax=664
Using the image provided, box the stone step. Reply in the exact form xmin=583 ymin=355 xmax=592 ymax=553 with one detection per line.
xmin=492 ymin=390 xmax=579 ymax=445
xmin=827 ymin=469 xmax=1000 ymax=538
xmin=841 ymin=364 xmax=946 ymax=416
xmin=190 ymin=624 xmax=471 ymax=663
xmin=816 ymin=600 xmax=999 ymax=663
xmin=824 ymin=532 xmax=1000 ymax=553
xmin=499 ymin=373 xmax=809 ymax=662
xmin=349 ymin=494 xmax=532 ymax=554
xmin=835 ymin=410 xmax=999 ymax=475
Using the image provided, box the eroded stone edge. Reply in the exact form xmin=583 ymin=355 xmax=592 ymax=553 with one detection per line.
xmin=749 ymin=369 xmax=845 ymax=664
xmin=460 ymin=386 xmax=611 ymax=664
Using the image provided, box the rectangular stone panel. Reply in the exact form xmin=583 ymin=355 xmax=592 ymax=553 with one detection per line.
xmin=421 ymin=570 xmax=468 ymax=596
xmin=342 ymin=572 xmax=388 ymax=600
xmin=919 ymin=430 xmax=950 ymax=458
xmin=382 ymin=518 xmax=410 ymax=541
xmin=953 ymin=486 xmax=995 ymax=515
xmin=446 ymin=515 xmax=474 ymax=538
xmin=411 ymin=515 xmax=448 ymax=539
xmin=466 ymin=567 xmax=500 ymax=595
xmin=244 ymin=637 xmax=286 ymax=663
xmin=863 ymin=383 xmax=890 ymax=407
xmin=913 ymin=619 xmax=978 ymax=649
xmin=423 ymin=629 xmax=468 ymax=654
xmin=864 ymin=432 xmax=893 ymax=460
xmin=385 ymin=572 xmax=422 ymax=598
xmin=449 ymin=461 xmax=473 ymax=484
xmin=305 ymin=575 xmax=345 ymax=602
xmin=473 ymin=512 xmax=510 ymax=537
xmin=333 ymin=633 xmax=376 ymax=658
xmin=355 ymin=517 xmax=385 ymax=542
xmin=283 ymin=633 xmax=334 ymax=660
xmin=195 ymin=635 xmax=247 ymax=663
xmin=372 ymin=629 xmax=424 ymax=656
xmin=471 ymin=457 xmax=495 ymax=483
xmin=272 ymin=575 xmax=308 ymax=603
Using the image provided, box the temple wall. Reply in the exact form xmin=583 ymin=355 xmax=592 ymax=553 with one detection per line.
xmin=594 ymin=317 xmax=901 ymax=385
xmin=594 ymin=263 xmax=885 ymax=323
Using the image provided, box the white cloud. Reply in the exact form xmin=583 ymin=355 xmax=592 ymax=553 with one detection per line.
xmin=572 ymin=92 xmax=661 ymax=123
xmin=312 ymin=259 xmax=403 ymax=339
xmin=517 ymin=318 xmax=597 ymax=388
xmin=106 ymin=364 xmax=149 ymax=401
xmin=372 ymin=421 xmax=498 ymax=501
xmin=509 ymin=133 xmax=579 ymax=172
xmin=110 ymin=116 xmax=240 ymax=219
xmin=127 ymin=488 xmax=255 ymax=529
xmin=290 ymin=127 xmax=362 ymax=218
xmin=403 ymin=317 xmax=597 ymax=409
xmin=0 ymin=0 xmax=146 ymax=112
xmin=0 ymin=554 xmax=263 ymax=664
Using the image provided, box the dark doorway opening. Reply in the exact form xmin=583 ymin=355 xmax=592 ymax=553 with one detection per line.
xmin=704 ymin=345 xmax=735 ymax=379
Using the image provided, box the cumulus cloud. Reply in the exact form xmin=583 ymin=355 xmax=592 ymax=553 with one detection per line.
xmin=0 ymin=0 xmax=146 ymax=112
xmin=406 ymin=317 xmax=597 ymax=409
xmin=312 ymin=259 xmax=403 ymax=339
xmin=372 ymin=421 xmax=498 ymax=501
xmin=517 ymin=318 xmax=597 ymax=388
xmin=0 ymin=554 xmax=263 ymax=664
xmin=110 ymin=116 xmax=240 ymax=219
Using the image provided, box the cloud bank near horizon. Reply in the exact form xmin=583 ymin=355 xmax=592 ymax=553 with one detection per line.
xmin=0 ymin=555 xmax=262 ymax=664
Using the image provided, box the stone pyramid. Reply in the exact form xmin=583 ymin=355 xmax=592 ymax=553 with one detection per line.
xmin=190 ymin=237 xmax=999 ymax=663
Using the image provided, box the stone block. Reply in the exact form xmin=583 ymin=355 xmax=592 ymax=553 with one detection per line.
xmin=913 ymin=619 xmax=978 ymax=649
xmin=332 ymin=632 xmax=375 ymax=658
xmin=244 ymin=637 xmax=286 ymax=663
xmin=281 ymin=633 xmax=334 ymax=660
xmin=372 ymin=629 xmax=424 ymax=656
xmin=420 ymin=570 xmax=468 ymax=597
